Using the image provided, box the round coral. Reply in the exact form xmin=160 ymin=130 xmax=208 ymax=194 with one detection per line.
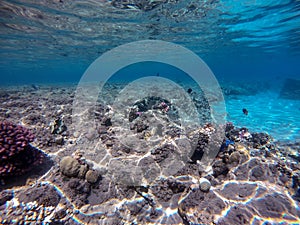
xmin=0 ymin=121 xmax=34 ymax=157
xmin=0 ymin=120 xmax=41 ymax=177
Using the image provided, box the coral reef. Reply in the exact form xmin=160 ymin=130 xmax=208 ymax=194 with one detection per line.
xmin=59 ymin=156 xmax=81 ymax=178
xmin=85 ymin=170 xmax=100 ymax=184
xmin=59 ymin=155 xmax=100 ymax=185
xmin=0 ymin=121 xmax=34 ymax=158
xmin=0 ymin=85 xmax=299 ymax=224
xmin=0 ymin=121 xmax=43 ymax=178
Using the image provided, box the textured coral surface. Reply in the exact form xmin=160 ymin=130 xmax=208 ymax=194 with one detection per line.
xmin=0 ymin=85 xmax=299 ymax=225
xmin=0 ymin=120 xmax=43 ymax=178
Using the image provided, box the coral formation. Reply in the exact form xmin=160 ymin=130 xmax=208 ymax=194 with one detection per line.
xmin=1 ymin=85 xmax=299 ymax=224
xmin=59 ymin=156 xmax=81 ymax=177
xmin=59 ymin=155 xmax=100 ymax=184
xmin=0 ymin=121 xmax=34 ymax=158
xmin=78 ymin=164 xmax=89 ymax=179
xmin=50 ymin=118 xmax=67 ymax=135
xmin=0 ymin=120 xmax=42 ymax=178
xmin=85 ymin=170 xmax=100 ymax=184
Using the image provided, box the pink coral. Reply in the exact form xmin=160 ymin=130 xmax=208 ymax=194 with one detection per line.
xmin=0 ymin=121 xmax=42 ymax=177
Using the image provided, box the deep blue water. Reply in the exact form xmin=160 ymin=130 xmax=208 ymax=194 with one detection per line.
xmin=1 ymin=49 xmax=300 ymax=85
xmin=1 ymin=46 xmax=300 ymax=90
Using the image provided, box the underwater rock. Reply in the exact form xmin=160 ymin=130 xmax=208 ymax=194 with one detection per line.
xmin=23 ymin=113 xmax=46 ymax=126
xmin=290 ymin=174 xmax=300 ymax=202
xmin=178 ymin=188 xmax=226 ymax=224
xmin=1 ymin=85 xmax=299 ymax=224
xmin=53 ymin=207 xmax=67 ymax=220
xmin=56 ymin=177 xmax=91 ymax=207
xmin=199 ymin=177 xmax=211 ymax=192
xmin=59 ymin=156 xmax=80 ymax=177
xmin=2 ymin=185 xmax=60 ymax=224
xmin=212 ymin=160 xmax=229 ymax=178
xmin=191 ymin=95 xmax=211 ymax=124
xmin=225 ymin=123 xmax=271 ymax=146
xmin=279 ymin=78 xmax=300 ymax=100
xmin=251 ymin=132 xmax=271 ymax=148
xmin=189 ymin=131 xmax=208 ymax=162
xmin=130 ymin=119 xmax=149 ymax=133
xmin=128 ymin=96 xmax=177 ymax=122
xmin=17 ymin=185 xmax=60 ymax=207
xmin=151 ymin=178 xmax=186 ymax=203
xmin=225 ymin=122 xmax=235 ymax=133
xmin=54 ymin=136 xmax=64 ymax=145
xmin=50 ymin=118 xmax=67 ymax=135
xmin=78 ymin=164 xmax=89 ymax=179
xmin=228 ymin=151 xmax=241 ymax=164
xmin=250 ymin=165 xmax=267 ymax=181
xmin=151 ymin=144 xmax=175 ymax=163
xmin=217 ymin=205 xmax=254 ymax=225
xmin=68 ymin=178 xmax=91 ymax=194
xmin=101 ymin=116 xmax=112 ymax=127
xmin=87 ymin=177 xmax=119 ymax=205
xmin=0 ymin=190 xmax=14 ymax=206
xmin=85 ymin=170 xmax=100 ymax=184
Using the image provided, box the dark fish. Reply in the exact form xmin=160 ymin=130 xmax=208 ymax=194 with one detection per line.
xmin=243 ymin=108 xmax=248 ymax=115
xmin=187 ymin=88 xmax=193 ymax=94
xmin=31 ymin=84 xmax=39 ymax=90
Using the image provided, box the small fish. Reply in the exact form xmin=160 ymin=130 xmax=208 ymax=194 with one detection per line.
xmin=225 ymin=139 xmax=235 ymax=146
xmin=242 ymin=108 xmax=248 ymax=115
xmin=31 ymin=84 xmax=39 ymax=90
xmin=220 ymin=139 xmax=235 ymax=152
xmin=187 ymin=88 xmax=193 ymax=94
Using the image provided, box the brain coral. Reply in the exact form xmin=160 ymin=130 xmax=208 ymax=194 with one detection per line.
xmin=0 ymin=120 xmax=41 ymax=177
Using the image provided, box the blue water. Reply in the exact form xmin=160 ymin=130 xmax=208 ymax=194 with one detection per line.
xmin=0 ymin=0 xmax=300 ymax=141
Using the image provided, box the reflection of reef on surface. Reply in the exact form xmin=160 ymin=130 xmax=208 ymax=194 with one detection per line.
xmin=0 ymin=84 xmax=299 ymax=225
xmin=111 ymin=0 xmax=168 ymax=11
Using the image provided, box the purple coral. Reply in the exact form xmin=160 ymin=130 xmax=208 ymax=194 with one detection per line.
xmin=0 ymin=121 xmax=42 ymax=177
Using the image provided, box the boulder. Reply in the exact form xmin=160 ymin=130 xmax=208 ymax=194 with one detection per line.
xmin=60 ymin=156 xmax=80 ymax=177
